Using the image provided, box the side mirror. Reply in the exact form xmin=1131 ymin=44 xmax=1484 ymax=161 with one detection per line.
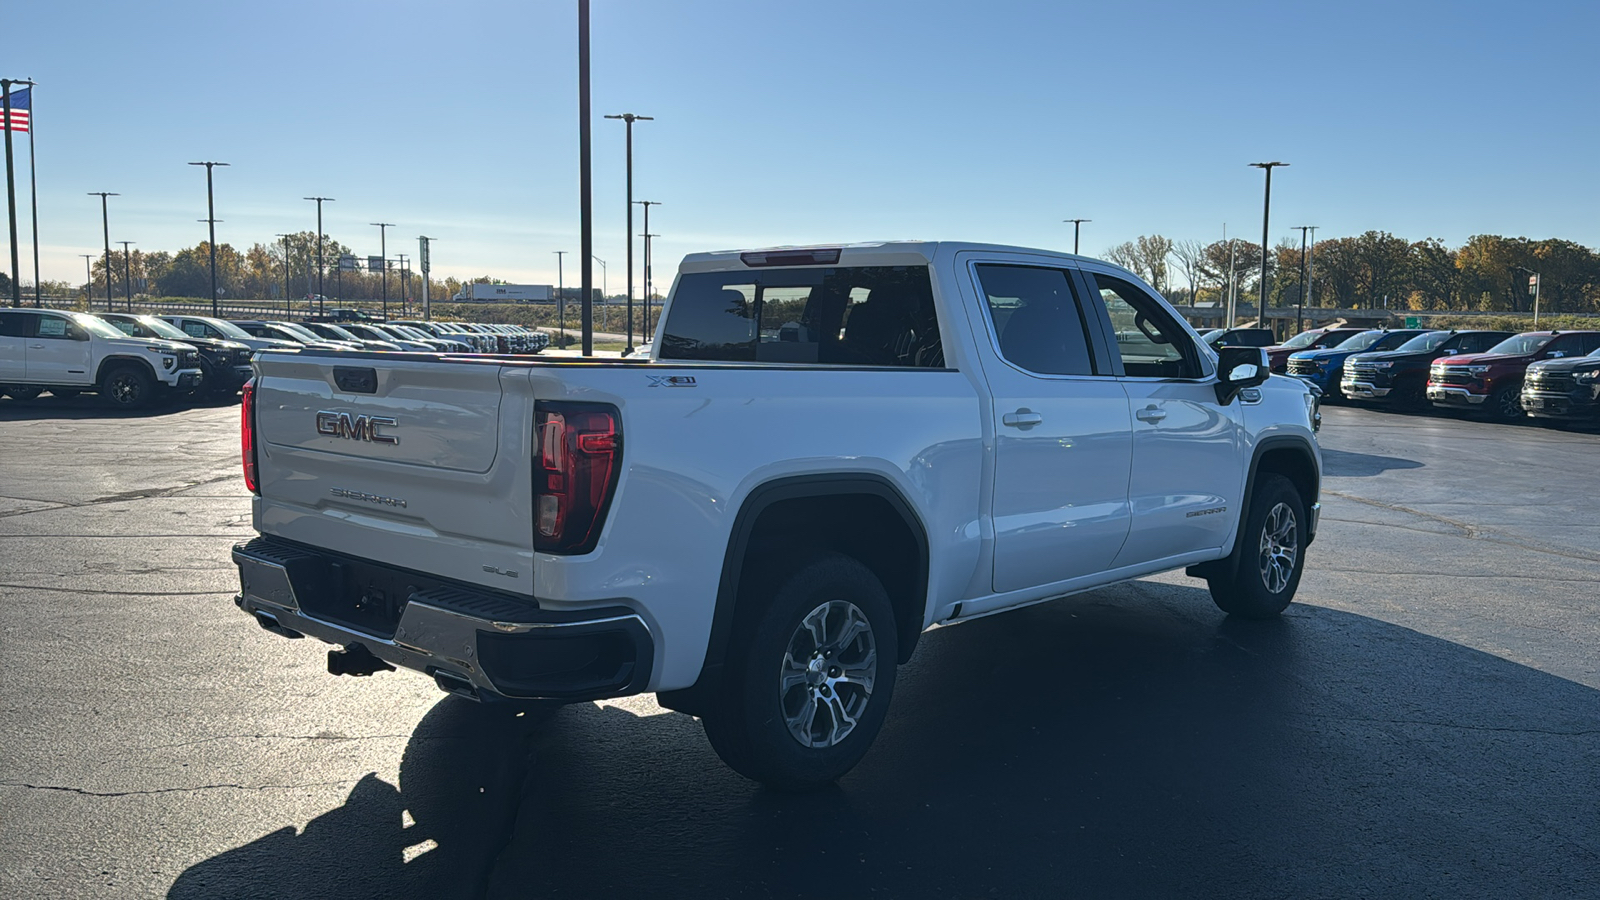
xmin=1215 ymin=346 xmax=1270 ymax=404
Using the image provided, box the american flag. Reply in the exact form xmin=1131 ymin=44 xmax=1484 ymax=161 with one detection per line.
xmin=4 ymin=86 xmax=29 ymax=134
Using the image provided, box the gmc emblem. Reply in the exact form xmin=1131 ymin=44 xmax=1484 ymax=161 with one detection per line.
xmin=315 ymin=410 xmax=399 ymax=445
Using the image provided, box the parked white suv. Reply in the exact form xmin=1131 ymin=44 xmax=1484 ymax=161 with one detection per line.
xmin=0 ymin=308 xmax=203 ymax=408
xmin=232 ymin=241 xmax=1322 ymax=789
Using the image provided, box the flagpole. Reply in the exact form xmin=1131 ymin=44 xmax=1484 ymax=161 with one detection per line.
xmin=28 ymin=80 xmax=40 ymax=307
xmin=2 ymin=79 xmax=20 ymax=306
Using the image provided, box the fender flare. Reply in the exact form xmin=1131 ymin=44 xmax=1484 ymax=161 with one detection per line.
xmin=1190 ymin=435 xmax=1320 ymax=582
xmin=657 ymin=472 xmax=929 ymax=718
xmin=95 ymin=355 xmax=161 ymax=388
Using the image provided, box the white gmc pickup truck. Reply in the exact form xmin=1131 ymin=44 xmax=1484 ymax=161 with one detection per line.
xmin=233 ymin=242 xmax=1321 ymax=790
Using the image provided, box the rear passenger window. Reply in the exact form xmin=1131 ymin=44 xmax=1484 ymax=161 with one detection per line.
xmin=36 ymin=316 xmax=70 ymax=338
xmin=181 ymin=322 xmax=207 ymax=338
xmin=0 ymin=312 xmax=31 ymax=337
xmin=659 ymin=266 xmax=943 ymax=367
xmin=974 ymin=265 xmax=1096 ymax=377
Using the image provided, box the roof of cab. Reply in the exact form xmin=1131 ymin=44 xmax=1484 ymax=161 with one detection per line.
xmin=678 ymin=240 xmax=1101 ymax=273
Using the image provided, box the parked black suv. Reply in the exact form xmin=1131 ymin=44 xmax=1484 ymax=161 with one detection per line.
xmin=97 ymin=313 xmax=254 ymax=399
xmin=1340 ymin=330 xmax=1514 ymax=410
xmin=1522 ymin=346 xmax=1600 ymax=423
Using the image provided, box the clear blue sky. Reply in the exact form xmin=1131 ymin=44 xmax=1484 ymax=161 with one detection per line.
xmin=6 ymin=0 xmax=1597 ymax=290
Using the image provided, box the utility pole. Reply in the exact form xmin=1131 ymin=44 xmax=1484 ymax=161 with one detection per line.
xmin=188 ymin=161 xmax=228 ymax=316
xmin=371 ymin=222 xmax=393 ymax=318
xmin=1292 ymin=225 xmax=1314 ymax=334
xmin=117 ymin=240 xmax=135 ymax=310
xmin=398 ymin=253 xmax=409 ymax=317
xmin=87 ymin=192 xmax=117 ymax=310
xmin=605 ymin=112 xmax=653 ymax=353
xmin=1064 ymin=218 xmax=1090 ymax=255
xmin=634 ymin=200 xmax=660 ymax=339
xmin=79 ymin=254 xmax=94 ymax=306
xmin=554 ymin=250 xmax=567 ymax=346
xmin=304 ymin=196 xmax=333 ymax=315
xmin=1249 ymin=162 xmax=1288 ymax=313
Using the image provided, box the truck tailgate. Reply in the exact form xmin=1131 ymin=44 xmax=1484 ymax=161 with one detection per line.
xmin=252 ymin=354 xmax=537 ymax=595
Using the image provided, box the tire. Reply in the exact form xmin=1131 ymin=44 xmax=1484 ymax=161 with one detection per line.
xmin=100 ymin=365 xmax=155 ymax=410
xmin=1394 ymin=377 xmax=1428 ymax=412
xmin=1488 ymin=383 xmax=1523 ymax=422
xmin=5 ymin=385 xmax=43 ymax=401
xmin=50 ymin=389 xmax=82 ymax=400
xmin=700 ymin=551 xmax=898 ymax=791
xmin=1206 ymin=473 xmax=1307 ymax=619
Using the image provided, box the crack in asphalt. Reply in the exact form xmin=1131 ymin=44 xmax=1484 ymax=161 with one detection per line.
xmin=1316 ymin=568 xmax=1600 ymax=583
xmin=0 ymin=779 xmax=355 ymax=798
xmin=0 ymin=473 xmax=237 ymax=519
xmin=1297 ymin=714 xmax=1600 ymax=738
xmin=0 ymin=583 xmax=229 ymax=597
xmin=1323 ymin=490 xmax=1600 ymax=565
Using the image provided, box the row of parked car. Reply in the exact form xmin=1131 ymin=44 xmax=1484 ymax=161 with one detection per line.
xmin=1203 ymin=324 xmax=1600 ymax=424
xmin=0 ymin=307 xmax=551 ymax=410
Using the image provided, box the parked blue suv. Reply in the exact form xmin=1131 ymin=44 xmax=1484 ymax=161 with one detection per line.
xmin=1287 ymin=329 xmax=1429 ymax=399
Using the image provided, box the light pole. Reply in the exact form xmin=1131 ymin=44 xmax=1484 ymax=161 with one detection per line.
xmin=640 ymin=231 xmax=659 ymax=337
xmin=1511 ymin=265 xmax=1542 ymax=326
xmin=1064 ymin=218 xmax=1090 ymax=255
xmin=1249 ymin=162 xmax=1288 ymax=313
xmin=634 ymin=200 xmax=660 ymax=339
xmin=275 ymin=234 xmax=293 ymax=317
xmin=87 ymin=192 xmax=117 ymax=310
xmin=371 ymin=222 xmax=393 ymax=317
xmin=1292 ymin=225 xmax=1314 ymax=334
xmin=397 ymin=253 xmax=409 ymax=316
xmin=592 ymin=256 xmax=606 ymax=331
xmin=79 ymin=254 xmax=94 ymax=306
xmin=417 ymin=236 xmax=434 ymax=320
xmin=554 ymin=250 xmax=567 ymax=346
xmin=605 ymin=112 xmax=653 ymax=353
xmin=117 ymin=240 xmax=135 ymax=310
xmin=304 ymin=196 xmax=333 ymax=315
xmin=188 ymin=161 xmax=229 ymax=316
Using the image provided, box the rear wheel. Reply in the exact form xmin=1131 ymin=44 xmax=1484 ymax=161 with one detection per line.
xmin=101 ymin=365 xmax=155 ymax=410
xmin=5 ymin=386 xmax=43 ymax=401
xmin=1207 ymin=474 xmax=1306 ymax=619
xmin=700 ymin=552 xmax=898 ymax=791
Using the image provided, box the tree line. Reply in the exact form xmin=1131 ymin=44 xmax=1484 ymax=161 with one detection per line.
xmin=1105 ymin=232 xmax=1600 ymax=315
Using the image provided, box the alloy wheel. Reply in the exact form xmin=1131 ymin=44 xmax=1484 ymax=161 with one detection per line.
xmin=778 ymin=599 xmax=877 ymax=749
xmin=1258 ymin=502 xmax=1299 ymax=594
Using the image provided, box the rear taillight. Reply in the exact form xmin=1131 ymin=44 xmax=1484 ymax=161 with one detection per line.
xmin=241 ymin=378 xmax=260 ymax=495
xmin=534 ymin=402 xmax=621 ymax=554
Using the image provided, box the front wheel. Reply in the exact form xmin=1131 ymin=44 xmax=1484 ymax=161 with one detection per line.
xmin=700 ymin=552 xmax=898 ymax=792
xmin=1207 ymin=473 xmax=1307 ymax=619
xmin=1488 ymin=384 xmax=1524 ymax=422
xmin=101 ymin=365 xmax=155 ymax=410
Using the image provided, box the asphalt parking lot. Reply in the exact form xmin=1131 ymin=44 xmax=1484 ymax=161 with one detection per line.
xmin=1 ymin=397 xmax=1597 ymax=899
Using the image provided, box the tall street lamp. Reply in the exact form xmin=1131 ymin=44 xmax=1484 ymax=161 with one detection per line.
xmin=274 ymin=234 xmax=293 ymax=317
xmin=79 ymin=254 xmax=94 ymax=306
xmin=634 ymin=200 xmax=660 ymax=339
xmin=188 ymin=161 xmax=229 ymax=316
xmin=371 ymin=222 xmax=393 ymax=318
xmin=117 ymin=240 xmax=135 ymax=310
xmin=87 ymin=192 xmax=117 ymax=309
xmin=592 ymin=256 xmax=606 ymax=331
xmin=397 ymin=253 xmax=409 ymax=316
xmin=554 ymin=250 xmax=567 ymax=346
xmin=1249 ymin=162 xmax=1288 ymax=314
xmin=304 ymin=196 xmax=333 ymax=315
xmin=1064 ymin=218 xmax=1090 ymax=255
xmin=1292 ymin=225 xmax=1315 ymax=333
xmin=605 ymin=112 xmax=653 ymax=353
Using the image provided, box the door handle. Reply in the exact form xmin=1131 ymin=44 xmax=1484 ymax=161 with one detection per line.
xmin=1002 ymin=409 xmax=1043 ymax=428
xmin=28 ymin=343 xmax=44 ymax=349
xmin=1135 ymin=405 xmax=1167 ymax=424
